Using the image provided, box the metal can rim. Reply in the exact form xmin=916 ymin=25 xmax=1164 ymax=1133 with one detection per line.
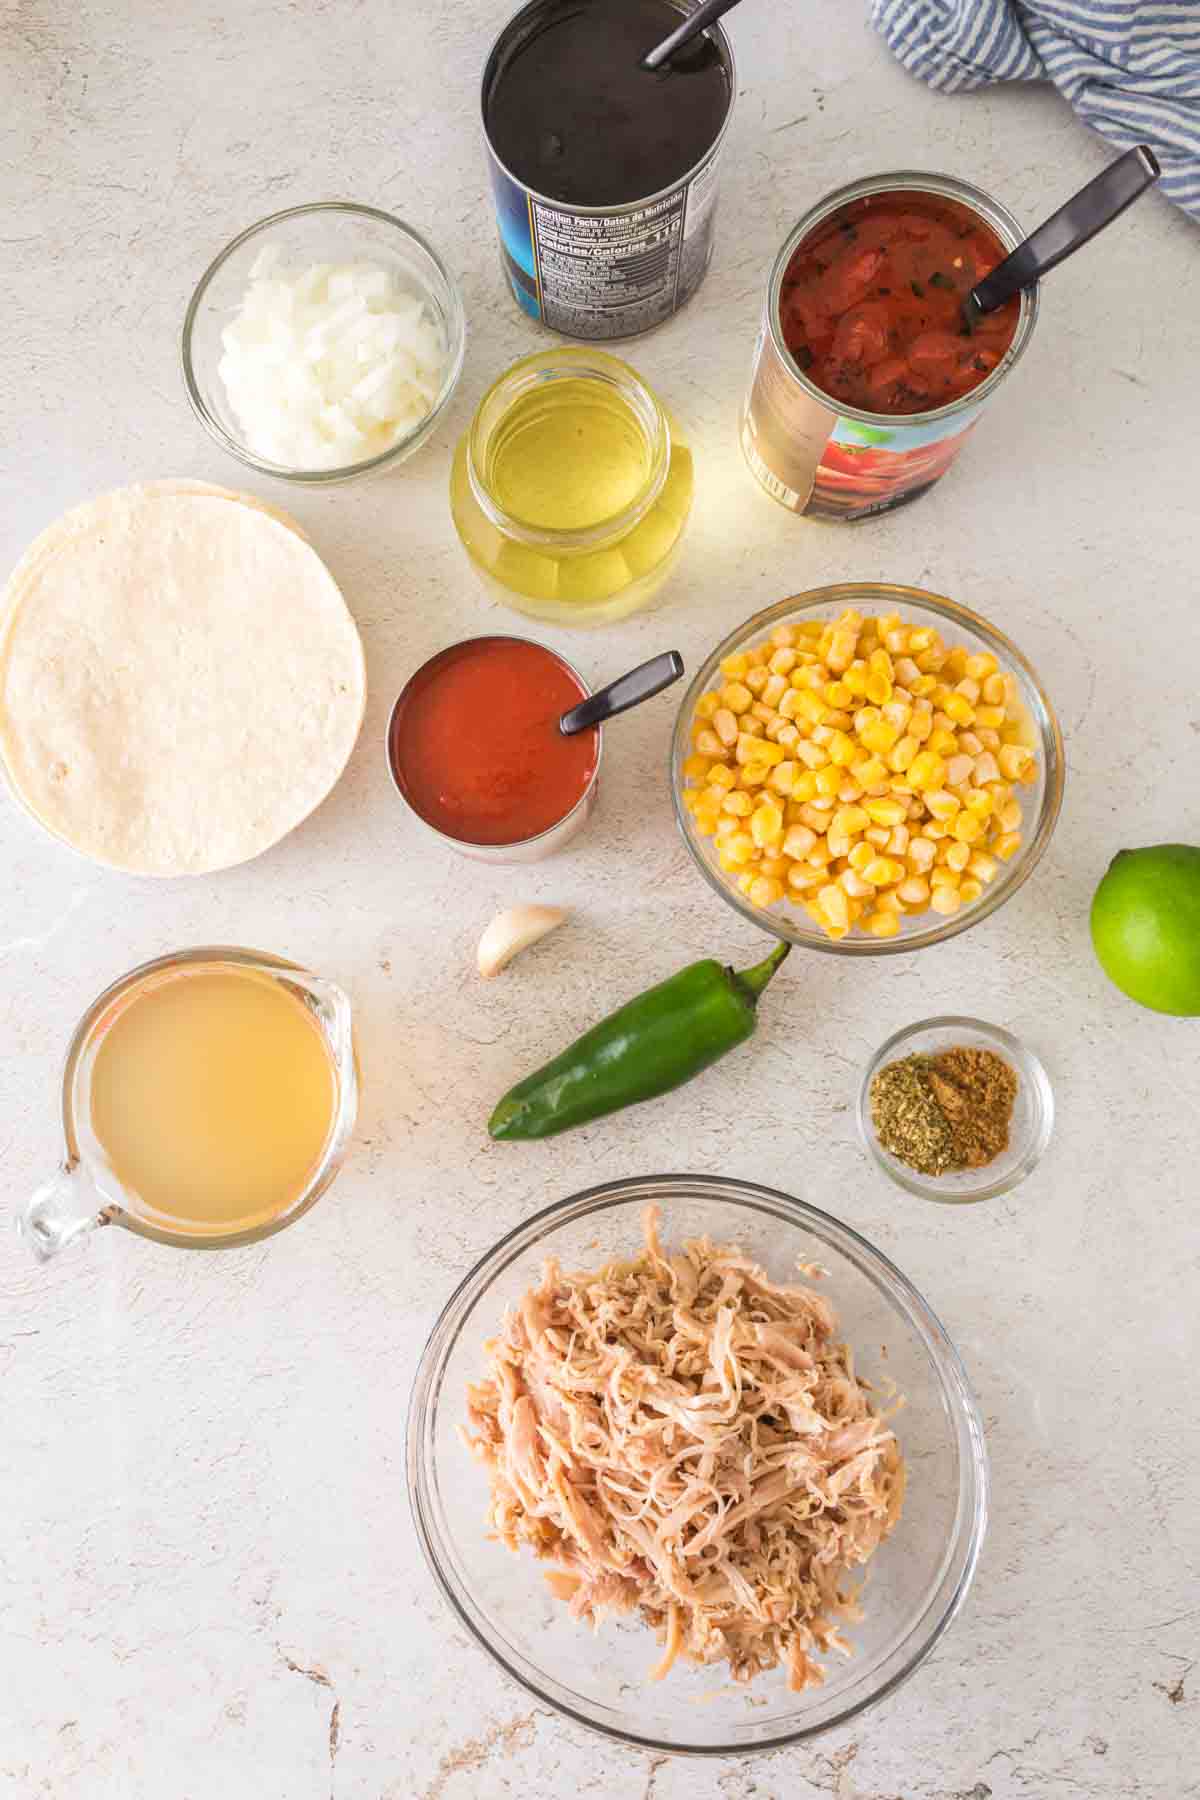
xmin=764 ymin=170 xmax=1041 ymax=429
xmin=480 ymin=0 xmax=737 ymax=218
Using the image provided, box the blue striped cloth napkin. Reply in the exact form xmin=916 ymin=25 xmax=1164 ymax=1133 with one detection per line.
xmin=870 ymin=0 xmax=1200 ymax=220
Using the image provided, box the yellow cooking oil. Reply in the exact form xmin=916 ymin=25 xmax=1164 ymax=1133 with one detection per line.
xmin=450 ymin=350 xmax=694 ymax=626
xmin=90 ymin=966 xmax=336 ymax=1236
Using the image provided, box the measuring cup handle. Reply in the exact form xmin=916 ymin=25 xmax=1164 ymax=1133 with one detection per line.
xmin=17 ymin=1163 xmax=111 ymax=1262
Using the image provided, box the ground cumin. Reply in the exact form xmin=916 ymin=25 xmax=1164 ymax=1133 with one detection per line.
xmin=926 ymin=1046 xmax=1017 ymax=1169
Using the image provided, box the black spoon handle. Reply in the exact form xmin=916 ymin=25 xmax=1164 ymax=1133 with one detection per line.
xmin=560 ymin=651 xmax=685 ymax=736
xmin=641 ymin=0 xmax=743 ymax=71
xmin=970 ymin=145 xmax=1160 ymax=316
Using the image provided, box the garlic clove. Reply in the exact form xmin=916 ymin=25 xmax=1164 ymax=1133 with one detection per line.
xmin=477 ymin=906 xmax=568 ymax=979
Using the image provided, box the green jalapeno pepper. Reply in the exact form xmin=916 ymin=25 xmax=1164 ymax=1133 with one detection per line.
xmin=488 ymin=940 xmax=789 ymax=1141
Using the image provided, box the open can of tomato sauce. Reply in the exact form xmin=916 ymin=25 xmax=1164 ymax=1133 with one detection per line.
xmin=481 ymin=0 xmax=735 ymax=340
xmin=742 ymin=172 xmax=1040 ymax=521
xmin=386 ymin=636 xmax=601 ymax=863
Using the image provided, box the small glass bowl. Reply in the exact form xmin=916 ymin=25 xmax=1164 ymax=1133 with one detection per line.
xmin=671 ymin=584 xmax=1064 ymax=955
xmin=385 ymin=636 xmax=602 ymax=864
xmin=181 ymin=202 xmax=466 ymax=483
xmin=858 ymin=1016 xmax=1053 ymax=1203
xmin=408 ymin=1173 xmax=988 ymax=1754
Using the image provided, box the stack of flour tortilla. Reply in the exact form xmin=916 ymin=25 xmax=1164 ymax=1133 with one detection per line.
xmin=0 ymin=481 xmax=366 ymax=876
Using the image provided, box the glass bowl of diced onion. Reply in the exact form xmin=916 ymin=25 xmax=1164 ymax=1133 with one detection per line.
xmin=182 ymin=202 xmax=466 ymax=483
xmin=671 ymin=585 xmax=1063 ymax=955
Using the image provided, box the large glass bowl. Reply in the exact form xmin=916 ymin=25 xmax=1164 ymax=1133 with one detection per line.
xmin=182 ymin=202 xmax=466 ymax=483
xmin=671 ymin=584 xmax=1064 ymax=955
xmin=407 ymin=1174 xmax=988 ymax=1755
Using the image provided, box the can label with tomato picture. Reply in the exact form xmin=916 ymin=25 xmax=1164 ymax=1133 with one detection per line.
xmin=741 ymin=172 xmax=1039 ymax=521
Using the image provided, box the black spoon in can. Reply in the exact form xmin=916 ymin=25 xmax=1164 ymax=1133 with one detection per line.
xmin=963 ymin=144 xmax=1160 ymax=330
xmin=560 ymin=651 xmax=685 ymax=736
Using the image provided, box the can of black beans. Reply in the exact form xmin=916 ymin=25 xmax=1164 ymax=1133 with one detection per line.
xmin=741 ymin=172 xmax=1040 ymax=521
xmin=482 ymin=0 xmax=736 ymax=340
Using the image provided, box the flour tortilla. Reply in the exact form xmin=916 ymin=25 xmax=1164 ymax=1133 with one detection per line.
xmin=0 ymin=484 xmax=366 ymax=875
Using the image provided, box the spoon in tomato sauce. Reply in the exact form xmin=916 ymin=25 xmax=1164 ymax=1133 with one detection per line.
xmin=963 ymin=144 xmax=1159 ymax=330
xmin=559 ymin=651 xmax=684 ymax=735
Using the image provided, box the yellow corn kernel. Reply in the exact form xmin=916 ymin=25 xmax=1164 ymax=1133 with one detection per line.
xmin=738 ymin=734 xmax=784 ymax=768
xmin=862 ymin=796 xmax=907 ymax=827
xmin=713 ymin=707 xmax=740 ymax=748
xmin=929 ymin=886 xmax=961 ymax=916
xmin=992 ymin=830 xmax=1021 ymax=861
xmin=696 ymin=692 xmax=721 ymax=720
xmin=908 ymin=673 xmax=938 ymax=699
xmin=868 ymin=646 xmax=894 ymax=678
xmin=782 ymin=823 xmax=817 ymax=860
xmin=741 ymin=763 xmax=771 ymax=789
xmin=863 ymin=856 xmax=905 ymax=886
xmin=737 ymin=871 xmax=757 ymax=896
xmin=888 ymin=823 xmax=910 ymax=856
xmin=944 ymin=839 xmax=971 ymax=871
xmin=717 ymin=849 xmax=741 ymax=872
xmin=683 ymin=753 xmax=710 ymax=781
xmin=996 ymin=799 xmax=1023 ymax=833
xmin=715 ymin=815 xmax=738 ymax=839
xmin=825 ymin=631 xmax=859 ymax=675
xmin=844 ymin=896 xmax=866 ymax=925
xmin=786 ymin=864 xmax=822 ymax=892
xmin=769 ymin=647 xmax=798 ymax=675
xmin=745 ymin=643 xmax=768 ymax=667
xmin=908 ymin=836 xmax=936 ymax=872
xmin=693 ymin=812 xmax=719 ymax=837
xmin=973 ymin=751 xmax=1000 ymax=786
xmin=748 ymin=876 xmax=784 ymax=908
xmin=924 ymin=819 xmax=948 ymax=840
xmin=968 ymin=850 xmax=997 ymax=883
xmin=806 ymin=839 xmax=833 ymax=869
xmin=851 ymin=755 xmax=889 ymax=788
xmin=842 ymin=663 xmax=869 ymax=698
xmin=818 ymin=884 xmax=850 ymax=931
xmin=725 ymin=832 xmax=756 ymax=866
xmin=907 ymin=750 xmax=946 ymax=791
xmin=860 ymin=720 xmax=900 ymax=755
xmin=745 ymin=667 xmax=770 ymax=696
xmin=795 ymin=688 xmax=827 ymax=726
xmin=874 ymin=886 xmax=905 ymax=915
xmin=963 ymin=790 xmax=993 ymax=820
xmin=751 ymin=801 xmax=784 ymax=848
xmin=897 ymin=875 xmax=930 ymax=906
xmin=815 ymin=764 xmax=843 ymax=797
xmin=720 ymin=681 xmax=752 ymax=714
xmin=777 ymin=687 xmax=804 ymax=722
xmin=865 ymin=671 xmax=893 ymax=705
xmin=719 ymin=653 xmax=749 ymax=680
xmin=681 ymin=789 xmax=700 ymax=814
xmin=965 ymin=652 xmax=998 ymax=682
xmin=794 ymin=741 xmax=827 ymax=773
xmin=975 ymin=704 xmax=1006 ymax=730
xmin=924 ymin=788 xmax=961 ymax=821
xmin=767 ymin=762 xmax=797 ymax=797
xmin=1017 ymin=758 xmax=1037 ymax=787
xmin=958 ymin=729 xmax=984 ymax=757
xmin=770 ymin=623 xmax=798 ymax=647
xmin=833 ymin=804 xmax=871 ymax=836
xmin=837 ymin=779 xmax=864 ymax=806
xmin=740 ymin=715 xmax=765 ymax=739
xmin=908 ymin=627 xmax=937 ymax=653
xmin=885 ymin=627 xmax=910 ymax=656
xmin=957 ymin=878 xmax=983 ymax=905
xmin=825 ymin=829 xmax=851 ymax=861
xmin=952 ymin=811 xmax=983 ymax=845
xmin=791 ymin=772 xmax=818 ymax=802
xmin=882 ymin=699 xmax=913 ymax=733
xmin=708 ymin=763 xmax=737 ymax=792
xmin=865 ymin=909 xmax=900 ymax=938
xmin=981 ymin=672 xmax=1006 ymax=705
xmin=998 ymin=744 xmax=1033 ymax=781
xmin=930 ymin=866 xmax=960 ymax=890
xmin=822 ymin=679 xmax=851 ymax=708
xmin=945 ymin=752 xmax=974 ymax=787
xmin=694 ymin=728 xmax=725 ymax=758
xmin=928 ymin=727 xmax=958 ymax=756
xmin=762 ymin=673 xmax=788 ymax=709
xmin=840 ymin=867 xmax=875 ymax=899
xmin=864 ymin=826 xmax=891 ymax=848
xmin=848 ymin=841 xmax=875 ymax=874
xmin=721 ymin=790 xmax=753 ymax=816
xmin=888 ymin=734 xmax=919 ymax=773
xmin=702 ymin=783 xmax=730 ymax=810
xmin=826 ymin=729 xmax=858 ymax=767
xmin=954 ymin=677 xmax=981 ymax=705
xmin=776 ymin=723 xmax=800 ymax=751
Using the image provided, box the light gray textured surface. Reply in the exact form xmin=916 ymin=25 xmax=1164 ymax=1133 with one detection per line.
xmin=2 ymin=2 xmax=1198 ymax=1796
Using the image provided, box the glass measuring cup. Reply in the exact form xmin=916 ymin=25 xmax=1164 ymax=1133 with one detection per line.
xmin=18 ymin=947 xmax=358 ymax=1261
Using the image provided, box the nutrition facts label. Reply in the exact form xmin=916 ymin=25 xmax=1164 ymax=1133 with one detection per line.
xmin=530 ymin=151 xmax=722 ymax=339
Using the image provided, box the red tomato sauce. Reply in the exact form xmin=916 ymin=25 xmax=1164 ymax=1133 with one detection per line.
xmin=389 ymin=637 xmax=597 ymax=845
xmin=779 ymin=192 xmax=1020 ymax=416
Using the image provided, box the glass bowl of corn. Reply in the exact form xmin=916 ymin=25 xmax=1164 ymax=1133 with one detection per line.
xmin=670 ymin=584 xmax=1064 ymax=954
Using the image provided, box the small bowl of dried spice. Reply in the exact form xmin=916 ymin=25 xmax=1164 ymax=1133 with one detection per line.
xmin=858 ymin=1016 xmax=1053 ymax=1202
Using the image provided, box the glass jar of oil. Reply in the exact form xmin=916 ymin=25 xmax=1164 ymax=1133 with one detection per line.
xmin=450 ymin=348 xmax=694 ymax=626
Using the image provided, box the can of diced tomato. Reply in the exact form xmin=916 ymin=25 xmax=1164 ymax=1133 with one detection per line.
xmin=741 ymin=172 xmax=1039 ymax=521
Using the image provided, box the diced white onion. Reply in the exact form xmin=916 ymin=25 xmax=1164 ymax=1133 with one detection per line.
xmin=218 ymin=248 xmax=449 ymax=470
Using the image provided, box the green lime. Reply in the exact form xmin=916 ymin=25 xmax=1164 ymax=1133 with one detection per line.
xmin=1090 ymin=844 xmax=1200 ymax=1015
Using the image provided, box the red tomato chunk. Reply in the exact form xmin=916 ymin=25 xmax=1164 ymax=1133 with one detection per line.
xmin=779 ymin=192 xmax=1020 ymax=415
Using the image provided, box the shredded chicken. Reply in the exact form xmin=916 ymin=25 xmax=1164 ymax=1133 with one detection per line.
xmin=462 ymin=1206 xmax=906 ymax=1689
